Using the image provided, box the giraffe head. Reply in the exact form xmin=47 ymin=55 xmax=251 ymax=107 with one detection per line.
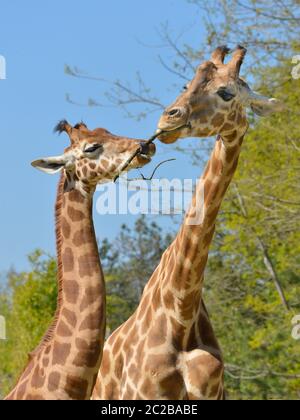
xmin=157 ymin=46 xmax=283 ymax=144
xmin=32 ymin=121 xmax=156 ymax=193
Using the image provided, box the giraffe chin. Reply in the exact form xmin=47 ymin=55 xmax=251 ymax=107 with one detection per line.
xmin=157 ymin=122 xmax=191 ymax=144
xmin=136 ymin=155 xmax=152 ymax=166
xmin=158 ymin=130 xmax=181 ymax=144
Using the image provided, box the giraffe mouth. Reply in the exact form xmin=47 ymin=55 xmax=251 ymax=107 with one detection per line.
xmin=139 ymin=154 xmax=152 ymax=160
xmin=135 ymin=142 xmax=156 ymax=166
xmin=137 ymin=153 xmax=154 ymax=165
xmin=158 ymin=122 xmax=192 ymax=134
xmin=156 ymin=123 xmax=192 ymax=144
xmin=138 ymin=142 xmax=156 ymax=159
xmin=174 ymin=122 xmax=192 ymax=132
xmin=138 ymin=155 xmax=152 ymax=164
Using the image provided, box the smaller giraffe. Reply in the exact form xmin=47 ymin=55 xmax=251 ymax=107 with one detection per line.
xmin=5 ymin=121 xmax=155 ymax=400
xmin=92 ymin=46 xmax=282 ymax=401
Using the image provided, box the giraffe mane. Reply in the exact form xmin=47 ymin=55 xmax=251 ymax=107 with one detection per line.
xmin=28 ymin=174 xmax=65 ymax=358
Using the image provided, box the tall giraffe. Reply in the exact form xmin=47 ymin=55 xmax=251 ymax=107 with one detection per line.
xmin=92 ymin=46 xmax=282 ymax=400
xmin=5 ymin=121 xmax=155 ymax=400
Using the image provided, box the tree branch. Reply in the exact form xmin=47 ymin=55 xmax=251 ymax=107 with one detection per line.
xmin=232 ymin=183 xmax=290 ymax=311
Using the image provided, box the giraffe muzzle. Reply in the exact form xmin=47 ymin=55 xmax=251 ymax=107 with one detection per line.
xmin=139 ymin=142 xmax=156 ymax=158
xmin=158 ymin=105 xmax=190 ymax=132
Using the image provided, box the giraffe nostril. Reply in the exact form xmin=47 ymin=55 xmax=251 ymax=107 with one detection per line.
xmin=167 ymin=108 xmax=182 ymax=117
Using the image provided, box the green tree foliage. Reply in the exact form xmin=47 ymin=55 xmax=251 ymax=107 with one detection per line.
xmin=0 ymin=251 xmax=57 ymax=398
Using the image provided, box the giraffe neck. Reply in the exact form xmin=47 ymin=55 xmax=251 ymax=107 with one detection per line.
xmin=51 ymin=174 xmax=106 ymax=394
xmin=153 ymin=127 xmax=246 ymax=327
xmin=7 ymin=174 xmax=106 ymax=399
xmin=55 ymin=173 xmax=105 ymax=342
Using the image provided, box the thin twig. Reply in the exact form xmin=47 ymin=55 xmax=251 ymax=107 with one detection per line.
xmin=113 ymin=124 xmax=190 ymax=183
xmin=113 ymin=131 xmax=162 ymax=183
xmin=126 ymin=159 xmax=176 ymax=182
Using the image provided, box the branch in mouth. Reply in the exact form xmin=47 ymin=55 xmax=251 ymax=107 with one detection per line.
xmin=113 ymin=124 xmax=190 ymax=183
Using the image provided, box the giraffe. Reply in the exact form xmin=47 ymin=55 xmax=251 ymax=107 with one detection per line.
xmin=5 ymin=120 xmax=155 ymax=400
xmin=92 ymin=46 xmax=282 ymax=400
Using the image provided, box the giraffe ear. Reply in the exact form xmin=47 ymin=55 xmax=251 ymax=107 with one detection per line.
xmin=31 ymin=156 xmax=67 ymax=174
xmin=247 ymin=92 xmax=285 ymax=116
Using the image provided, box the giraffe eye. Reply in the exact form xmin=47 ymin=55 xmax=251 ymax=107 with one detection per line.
xmin=217 ymin=89 xmax=235 ymax=102
xmin=84 ymin=144 xmax=103 ymax=154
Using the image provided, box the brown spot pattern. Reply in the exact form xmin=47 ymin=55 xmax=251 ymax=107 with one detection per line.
xmin=31 ymin=365 xmax=46 ymax=389
xmin=16 ymin=380 xmax=28 ymax=400
xmin=187 ymin=325 xmax=198 ymax=350
xmin=73 ymin=339 xmax=100 ymax=368
xmin=79 ymin=306 xmax=104 ymax=331
xmin=68 ymin=189 xmax=85 ymax=203
xmin=67 ymin=206 xmax=85 ymax=222
xmin=45 ymin=345 xmax=51 ymax=355
xmin=57 ymin=320 xmax=72 ymax=337
xmin=73 ymin=227 xmax=94 ymax=247
xmin=225 ymin=145 xmax=238 ymax=163
xmin=179 ymin=290 xmax=201 ymax=321
xmin=225 ymin=130 xmax=237 ymax=142
xmin=211 ymin=113 xmax=225 ymax=127
xmin=80 ymin=284 xmax=103 ymax=312
xmin=128 ymin=363 xmax=139 ymax=383
xmin=203 ymin=226 xmax=216 ymax=247
xmin=62 ymin=308 xmax=77 ymax=328
xmin=104 ymin=379 xmax=118 ymax=400
xmin=61 ymin=217 xmax=71 ymax=239
xmin=48 ymin=372 xmax=61 ymax=392
xmin=114 ymin=354 xmax=124 ymax=379
xmin=64 ymin=280 xmax=79 ymax=304
xmin=42 ymin=357 xmax=49 ymax=368
xmin=62 ymin=247 xmax=74 ymax=273
xmin=78 ymin=253 xmax=100 ymax=277
xmin=26 ymin=394 xmax=45 ymax=400
xmin=100 ymin=350 xmax=112 ymax=376
xmin=148 ymin=314 xmax=167 ymax=348
xmin=163 ymin=290 xmax=175 ymax=311
xmin=65 ymin=375 xmax=89 ymax=400
xmin=52 ymin=341 xmax=71 ymax=366
xmin=222 ymin=122 xmax=234 ymax=132
xmin=124 ymin=384 xmax=134 ymax=399
xmin=171 ymin=317 xmax=186 ymax=350
xmin=160 ymin=370 xmax=184 ymax=399
xmin=209 ymin=382 xmax=221 ymax=398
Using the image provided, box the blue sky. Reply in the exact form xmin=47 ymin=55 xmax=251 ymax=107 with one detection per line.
xmin=0 ymin=0 xmax=209 ymax=273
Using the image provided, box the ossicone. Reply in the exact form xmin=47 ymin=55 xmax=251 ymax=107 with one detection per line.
xmin=211 ymin=45 xmax=231 ymax=65
xmin=228 ymin=45 xmax=247 ymax=77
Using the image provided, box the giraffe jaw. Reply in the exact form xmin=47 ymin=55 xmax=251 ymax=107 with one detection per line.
xmin=157 ymin=123 xmax=192 ymax=144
